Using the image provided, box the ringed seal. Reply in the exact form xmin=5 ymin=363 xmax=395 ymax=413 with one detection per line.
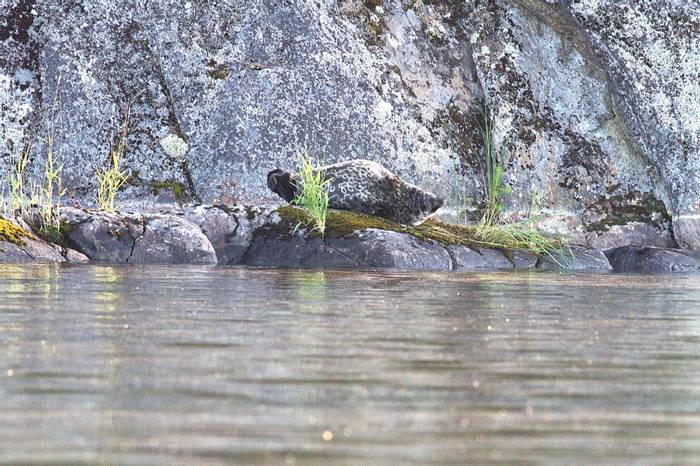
xmin=267 ymin=159 xmax=444 ymax=225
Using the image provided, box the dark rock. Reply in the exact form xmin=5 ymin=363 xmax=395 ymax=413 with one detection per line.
xmin=326 ymin=230 xmax=452 ymax=271
xmin=511 ymin=250 xmax=539 ymax=269
xmin=243 ymin=228 xmax=451 ymax=270
xmin=61 ymin=208 xmax=144 ymax=262
xmin=243 ymin=236 xmax=360 ymax=269
xmin=61 ymin=208 xmax=216 ymax=264
xmin=128 ymin=215 xmax=217 ymax=264
xmin=606 ymin=246 xmax=700 ymax=273
xmin=447 ymin=245 xmax=513 ymax=270
xmin=537 ymin=246 xmax=612 ymax=271
xmin=178 ymin=205 xmax=275 ymax=264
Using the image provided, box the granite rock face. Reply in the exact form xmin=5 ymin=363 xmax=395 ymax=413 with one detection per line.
xmin=1 ymin=1 xmax=698 ymax=248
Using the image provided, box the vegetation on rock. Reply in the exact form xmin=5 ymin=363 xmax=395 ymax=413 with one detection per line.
xmin=291 ymin=156 xmax=330 ymax=236
xmin=95 ymin=108 xmax=130 ymax=212
xmin=276 ymin=205 xmax=565 ymax=257
xmin=0 ymin=218 xmax=34 ymax=246
xmin=478 ymin=102 xmax=510 ymax=226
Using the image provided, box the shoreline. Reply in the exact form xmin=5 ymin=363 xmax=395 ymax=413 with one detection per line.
xmin=1 ymin=204 xmax=699 ymax=273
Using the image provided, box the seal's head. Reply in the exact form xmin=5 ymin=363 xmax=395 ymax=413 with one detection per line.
xmin=413 ymin=193 xmax=444 ymax=225
xmin=267 ymin=168 xmax=297 ymax=202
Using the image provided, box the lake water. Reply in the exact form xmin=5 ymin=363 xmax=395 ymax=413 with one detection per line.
xmin=1 ymin=265 xmax=699 ymax=464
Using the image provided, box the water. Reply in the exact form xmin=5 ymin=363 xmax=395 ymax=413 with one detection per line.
xmin=0 ymin=265 xmax=699 ymax=465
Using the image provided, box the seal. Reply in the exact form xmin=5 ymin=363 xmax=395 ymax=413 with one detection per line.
xmin=267 ymin=159 xmax=444 ymax=225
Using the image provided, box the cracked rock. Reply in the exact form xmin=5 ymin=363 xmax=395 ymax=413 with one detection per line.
xmin=61 ymin=208 xmax=144 ymax=263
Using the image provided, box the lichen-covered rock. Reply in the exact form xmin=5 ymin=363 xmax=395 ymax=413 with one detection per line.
xmin=0 ymin=216 xmax=77 ymax=263
xmin=606 ymin=246 xmax=700 ymax=274
xmin=3 ymin=1 xmax=696 ymax=248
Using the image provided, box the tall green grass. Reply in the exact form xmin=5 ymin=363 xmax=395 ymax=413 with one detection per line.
xmin=473 ymin=102 xmax=569 ymax=261
xmin=35 ymin=132 xmax=65 ymax=242
xmin=292 ymin=155 xmax=331 ymax=237
xmin=8 ymin=149 xmax=30 ymax=214
xmin=478 ymin=103 xmax=510 ymax=226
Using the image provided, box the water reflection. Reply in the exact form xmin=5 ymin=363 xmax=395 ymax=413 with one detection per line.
xmin=0 ymin=265 xmax=699 ymax=464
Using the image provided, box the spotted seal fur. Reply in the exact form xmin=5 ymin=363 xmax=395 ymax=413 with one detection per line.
xmin=267 ymin=159 xmax=444 ymax=225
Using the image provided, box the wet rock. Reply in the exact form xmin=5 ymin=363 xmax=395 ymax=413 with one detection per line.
xmin=537 ymin=246 xmax=612 ymax=271
xmin=326 ymin=230 xmax=452 ymax=271
xmin=167 ymin=204 xmax=276 ymax=264
xmin=63 ymin=248 xmax=90 ymax=263
xmin=244 ymin=228 xmax=451 ymax=270
xmin=447 ymin=245 xmax=513 ymax=270
xmin=243 ymin=236 xmax=360 ymax=269
xmin=0 ymin=217 xmax=65 ymax=263
xmin=511 ymin=250 xmax=539 ymax=269
xmin=61 ymin=208 xmax=144 ymax=263
xmin=0 ymin=241 xmax=38 ymax=263
xmin=606 ymin=246 xmax=700 ymax=273
xmin=126 ymin=214 xmax=216 ymax=264
xmin=61 ymin=208 xmax=216 ymax=264
xmin=673 ymin=216 xmax=700 ymax=251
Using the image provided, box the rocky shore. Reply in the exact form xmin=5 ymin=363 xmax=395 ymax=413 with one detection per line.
xmin=2 ymin=204 xmax=699 ymax=273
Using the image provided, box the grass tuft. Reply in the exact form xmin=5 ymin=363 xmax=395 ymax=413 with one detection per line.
xmin=292 ymin=155 xmax=331 ymax=237
xmin=35 ymin=132 xmax=65 ymax=243
xmin=478 ymin=102 xmax=510 ymax=226
xmin=8 ymin=150 xmax=30 ymax=214
xmin=95 ymin=107 xmax=130 ymax=212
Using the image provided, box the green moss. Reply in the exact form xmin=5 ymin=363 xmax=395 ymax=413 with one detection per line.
xmin=38 ymin=225 xmax=61 ymax=244
xmin=278 ymin=206 xmax=484 ymax=249
xmin=151 ymin=181 xmax=187 ymax=203
xmin=276 ymin=206 xmax=565 ymax=256
xmin=0 ymin=217 xmax=34 ymax=246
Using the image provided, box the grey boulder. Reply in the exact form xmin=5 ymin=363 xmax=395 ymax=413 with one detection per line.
xmin=61 ymin=208 xmax=216 ymax=264
xmin=607 ymin=246 xmax=700 ymax=273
